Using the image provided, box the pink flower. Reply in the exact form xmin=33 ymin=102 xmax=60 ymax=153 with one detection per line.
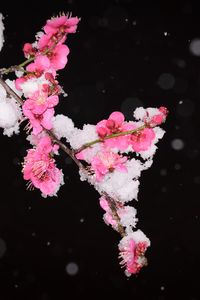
xmin=99 ymin=197 xmax=118 ymax=229
xmin=23 ymin=100 xmax=55 ymax=135
xmin=22 ymin=136 xmax=63 ymax=196
xmin=91 ymin=151 xmax=127 ymax=181
xmin=15 ymin=77 xmax=27 ymax=90
xmin=23 ymin=43 xmax=37 ymax=58
xmin=22 ymin=89 xmax=58 ymax=134
xmin=26 ymin=90 xmax=59 ymax=114
xmin=96 ymin=111 xmax=125 ymax=137
xmin=38 ymin=33 xmax=55 ymax=50
xmin=47 ymin=44 xmax=70 ymax=70
xmin=44 ymin=15 xmax=80 ymax=35
xmin=148 ymin=106 xmax=169 ymax=127
xmin=99 ymin=197 xmax=110 ymax=211
xmin=26 ymin=55 xmax=50 ymax=73
xmin=130 ymin=128 xmax=155 ymax=152
xmin=96 ymin=112 xmax=134 ymax=150
xmin=104 ymin=213 xmax=118 ymax=228
xmin=119 ymin=236 xmax=149 ymax=276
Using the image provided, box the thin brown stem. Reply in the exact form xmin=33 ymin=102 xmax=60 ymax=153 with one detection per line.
xmin=0 ymin=77 xmax=126 ymax=237
xmin=0 ymin=77 xmax=24 ymax=105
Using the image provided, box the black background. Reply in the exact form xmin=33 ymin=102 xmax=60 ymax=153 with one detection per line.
xmin=0 ymin=1 xmax=199 ymax=299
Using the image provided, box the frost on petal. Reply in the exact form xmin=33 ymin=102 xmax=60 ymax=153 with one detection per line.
xmin=0 ymin=13 xmax=5 ymax=52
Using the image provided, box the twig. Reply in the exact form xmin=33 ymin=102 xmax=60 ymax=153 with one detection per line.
xmin=75 ymin=125 xmax=146 ymax=154
xmin=0 ymin=77 xmax=24 ymax=105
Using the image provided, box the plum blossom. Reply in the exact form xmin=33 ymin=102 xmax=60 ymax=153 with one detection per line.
xmin=99 ymin=197 xmax=118 ymax=229
xmin=24 ymin=89 xmax=58 ymax=114
xmin=118 ymin=230 xmax=150 ymax=276
xmin=23 ymin=43 xmax=37 ymax=58
xmin=22 ymin=136 xmax=63 ymax=196
xmin=23 ymin=101 xmax=55 ymax=135
xmin=91 ymin=151 xmax=127 ymax=181
xmin=44 ymin=15 xmax=80 ymax=35
xmin=22 ymin=87 xmax=58 ymax=134
xmin=26 ymin=55 xmax=50 ymax=74
xmin=134 ymin=106 xmax=168 ymax=127
xmin=130 ymin=128 xmax=155 ymax=152
xmin=47 ymin=44 xmax=70 ymax=70
xmin=96 ymin=111 xmax=135 ymax=150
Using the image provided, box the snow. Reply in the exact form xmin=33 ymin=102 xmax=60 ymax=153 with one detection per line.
xmin=119 ymin=229 xmax=150 ymax=247
xmin=0 ymin=13 xmax=4 ymax=52
xmin=20 ymin=75 xmax=49 ymax=98
xmin=52 ymin=114 xmax=75 ymax=140
xmin=0 ymin=80 xmax=22 ymax=136
xmin=68 ymin=124 xmax=99 ymax=150
xmin=118 ymin=206 xmax=138 ymax=228
xmin=0 ymin=100 xmax=19 ymax=135
xmin=133 ymin=107 xmax=146 ymax=120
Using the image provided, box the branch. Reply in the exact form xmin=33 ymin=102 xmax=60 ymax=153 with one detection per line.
xmin=0 ymin=77 xmax=24 ymax=105
xmin=0 ymin=76 xmax=126 ymax=237
xmin=0 ymin=33 xmax=66 ymax=75
xmin=75 ymin=125 xmax=147 ymax=154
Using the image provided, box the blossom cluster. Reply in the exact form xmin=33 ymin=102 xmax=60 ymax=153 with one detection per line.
xmin=0 ymin=13 xmax=168 ymax=276
xmin=53 ymin=106 xmax=168 ymax=275
xmin=15 ymin=14 xmax=79 ymax=196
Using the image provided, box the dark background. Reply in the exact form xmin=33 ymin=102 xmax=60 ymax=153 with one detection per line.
xmin=0 ymin=0 xmax=199 ymax=299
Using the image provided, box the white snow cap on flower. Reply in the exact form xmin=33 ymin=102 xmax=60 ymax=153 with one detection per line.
xmin=118 ymin=206 xmax=138 ymax=228
xmin=0 ymin=13 xmax=5 ymax=52
xmin=119 ymin=229 xmax=150 ymax=248
xmin=52 ymin=114 xmax=75 ymax=140
xmin=133 ymin=107 xmax=162 ymax=121
xmin=146 ymin=107 xmax=160 ymax=118
xmin=20 ymin=75 xmax=49 ymax=98
xmin=95 ymin=172 xmax=140 ymax=203
xmin=94 ymin=157 xmax=153 ymax=203
xmin=153 ymin=126 xmax=165 ymax=143
xmin=133 ymin=107 xmax=146 ymax=121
